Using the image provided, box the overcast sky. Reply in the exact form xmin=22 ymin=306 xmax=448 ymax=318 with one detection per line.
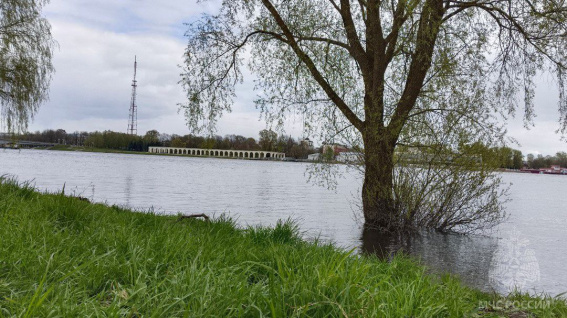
xmin=27 ymin=0 xmax=566 ymax=155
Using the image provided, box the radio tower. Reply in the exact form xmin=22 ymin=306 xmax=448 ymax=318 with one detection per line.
xmin=127 ymin=56 xmax=138 ymax=135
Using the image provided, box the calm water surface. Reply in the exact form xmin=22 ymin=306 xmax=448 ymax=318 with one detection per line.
xmin=1 ymin=149 xmax=566 ymax=296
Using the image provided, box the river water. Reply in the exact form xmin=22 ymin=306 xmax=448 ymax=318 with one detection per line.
xmin=1 ymin=149 xmax=565 ymax=296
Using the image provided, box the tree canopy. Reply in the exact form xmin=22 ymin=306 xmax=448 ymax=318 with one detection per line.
xmin=182 ymin=0 xmax=567 ymax=233
xmin=0 ymin=0 xmax=55 ymax=133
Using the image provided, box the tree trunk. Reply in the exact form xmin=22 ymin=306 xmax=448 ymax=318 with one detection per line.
xmin=362 ymin=131 xmax=397 ymax=231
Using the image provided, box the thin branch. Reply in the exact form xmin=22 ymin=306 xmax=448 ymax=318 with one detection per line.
xmin=260 ymin=0 xmax=364 ymax=131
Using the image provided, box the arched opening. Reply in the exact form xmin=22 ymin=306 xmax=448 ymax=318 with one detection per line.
xmin=266 ymin=153 xmax=271 ymax=158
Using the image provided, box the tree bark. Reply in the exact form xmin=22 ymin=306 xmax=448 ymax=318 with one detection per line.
xmin=361 ymin=128 xmax=397 ymax=231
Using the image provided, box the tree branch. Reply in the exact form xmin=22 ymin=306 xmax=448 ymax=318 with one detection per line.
xmin=389 ymin=0 xmax=445 ymax=141
xmin=260 ymin=0 xmax=364 ymax=131
xmin=338 ymin=0 xmax=370 ymax=71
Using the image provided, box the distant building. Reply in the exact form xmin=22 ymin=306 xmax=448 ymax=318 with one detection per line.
xmin=522 ymin=165 xmax=567 ymax=174
xmin=336 ymin=152 xmax=362 ymax=164
xmin=307 ymin=153 xmax=321 ymax=161
xmin=322 ymin=143 xmax=349 ymax=156
xmin=301 ymin=138 xmax=314 ymax=148
xmin=551 ymin=165 xmax=562 ymax=172
xmin=541 ymin=165 xmax=567 ymax=174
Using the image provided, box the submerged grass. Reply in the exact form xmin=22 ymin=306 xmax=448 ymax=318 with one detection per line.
xmin=0 ymin=177 xmax=565 ymax=317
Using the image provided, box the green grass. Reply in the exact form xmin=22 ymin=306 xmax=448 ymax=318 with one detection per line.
xmin=0 ymin=177 xmax=565 ymax=317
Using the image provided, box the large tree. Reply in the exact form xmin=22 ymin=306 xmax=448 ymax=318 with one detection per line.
xmin=0 ymin=0 xmax=55 ymax=133
xmin=181 ymin=0 xmax=567 ymax=232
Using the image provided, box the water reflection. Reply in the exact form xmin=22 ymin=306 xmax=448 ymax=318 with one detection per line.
xmin=361 ymin=225 xmax=500 ymax=293
xmin=124 ymin=174 xmax=133 ymax=206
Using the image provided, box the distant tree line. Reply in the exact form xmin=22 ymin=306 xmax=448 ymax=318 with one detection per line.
xmin=525 ymin=152 xmax=567 ymax=169
xmin=491 ymin=147 xmax=523 ymax=170
xmin=411 ymin=142 xmax=525 ymax=170
xmin=13 ymin=129 xmax=315 ymax=158
xmin=484 ymin=147 xmax=567 ymax=170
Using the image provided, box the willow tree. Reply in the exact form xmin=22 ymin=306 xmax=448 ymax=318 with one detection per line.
xmin=0 ymin=0 xmax=55 ymax=133
xmin=181 ymin=0 xmax=567 ymax=231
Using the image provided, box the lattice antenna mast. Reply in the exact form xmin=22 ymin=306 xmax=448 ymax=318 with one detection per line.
xmin=127 ymin=56 xmax=138 ymax=135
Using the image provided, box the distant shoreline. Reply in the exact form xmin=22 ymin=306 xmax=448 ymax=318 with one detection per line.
xmin=10 ymin=145 xmax=312 ymax=162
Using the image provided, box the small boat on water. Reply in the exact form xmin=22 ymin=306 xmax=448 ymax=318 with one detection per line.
xmin=520 ymin=165 xmax=567 ymax=175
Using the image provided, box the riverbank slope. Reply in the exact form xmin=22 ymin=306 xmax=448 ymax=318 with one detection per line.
xmin=0 ymin=177 xmax=565 ymax=317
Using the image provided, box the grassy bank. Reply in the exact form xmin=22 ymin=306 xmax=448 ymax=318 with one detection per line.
xmin=0 ymin=178 xmax=565 ymax=317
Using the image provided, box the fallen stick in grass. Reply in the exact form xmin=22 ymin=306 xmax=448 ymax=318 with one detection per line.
xmin=177 ymin=213 xmax=210 ymax=222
